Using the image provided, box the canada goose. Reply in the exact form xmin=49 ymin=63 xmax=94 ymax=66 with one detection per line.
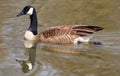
xmin=17 ymin=6 xmax=103 ymax=44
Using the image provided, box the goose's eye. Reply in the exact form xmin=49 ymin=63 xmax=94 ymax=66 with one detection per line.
xmin=23 ymin=6 xmax=30 ymax=14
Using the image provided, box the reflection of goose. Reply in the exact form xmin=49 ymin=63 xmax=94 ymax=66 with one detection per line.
xmin=17 ymin=6 xmax=103 ymax=44
xmin=40 ymin=45 xmax=80 ymax=55
xmin=16 ymin=41 xmax=39 ymax=73
xmin=38 ymin=43 xmax=102 ymax=59
xmin=16 ymin=60 xmax=33 ymax=73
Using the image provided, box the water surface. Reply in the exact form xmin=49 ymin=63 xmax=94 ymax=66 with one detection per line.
xmin=0 ymin=0 xmax=120 ymax=76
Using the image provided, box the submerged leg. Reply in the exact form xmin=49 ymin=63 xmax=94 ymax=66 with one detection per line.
xmin=90 ymin=41 xmax=103 ymax=45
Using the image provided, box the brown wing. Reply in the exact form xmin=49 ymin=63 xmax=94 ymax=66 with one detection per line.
xmin=37 ymin=25 xmax=103 ymax=44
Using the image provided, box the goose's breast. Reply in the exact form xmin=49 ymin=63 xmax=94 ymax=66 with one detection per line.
xmin=24 ymin=30 xmax=36 ymax=41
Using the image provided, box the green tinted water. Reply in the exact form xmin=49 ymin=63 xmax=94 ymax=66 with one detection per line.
xmin=0 ymin=0 xmax=120 ymax=76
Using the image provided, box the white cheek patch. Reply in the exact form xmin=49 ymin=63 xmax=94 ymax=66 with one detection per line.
xmin=27 ymin=7 xmax=33 ymax=15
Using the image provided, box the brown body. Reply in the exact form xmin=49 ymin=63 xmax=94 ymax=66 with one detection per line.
xmin=36 ymin=25 xmax=103 ymax=44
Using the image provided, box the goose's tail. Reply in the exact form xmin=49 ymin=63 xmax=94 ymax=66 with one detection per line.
xmin=82 ymin=26 xmax=103 ymax=31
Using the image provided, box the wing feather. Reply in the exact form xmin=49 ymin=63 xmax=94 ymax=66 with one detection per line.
xmin=37 ymin=25 xmax=103 ymax=43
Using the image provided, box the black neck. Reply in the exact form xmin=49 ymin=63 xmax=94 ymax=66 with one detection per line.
xmin=28 ymin=8 xmax=38 ymax=35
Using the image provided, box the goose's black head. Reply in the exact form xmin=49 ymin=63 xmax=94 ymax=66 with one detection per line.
xmin=17 ymin=5 xmax=38 ymax=37
xmin=17 ymin=6 xmax=34 ymax=17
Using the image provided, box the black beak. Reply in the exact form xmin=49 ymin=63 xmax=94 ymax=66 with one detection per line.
xmin=17 ymin=11 xmax=25 ymax=17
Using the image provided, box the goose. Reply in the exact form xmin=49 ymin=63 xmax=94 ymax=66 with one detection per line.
xmin=17 ymin=6 xmax=103 ymax=44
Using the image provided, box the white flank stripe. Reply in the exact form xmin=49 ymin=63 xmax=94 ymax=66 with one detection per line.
xmin=74 ymin=35 xmax=93 ymax=44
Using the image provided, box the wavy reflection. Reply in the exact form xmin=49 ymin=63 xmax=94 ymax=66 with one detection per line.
xmin=38 ymin=43 xmax=102 ymax=59
xmin=16 ymin=40 xmax=39 ymax=73
xmin=16 ymin=40 xmax=102 ymax=73
xmin=40 ymin=45 xmax=80 ymax=55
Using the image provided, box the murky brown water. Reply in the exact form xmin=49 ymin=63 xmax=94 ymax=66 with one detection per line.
xmin=0 ymin=0 xmax=120 ymax=76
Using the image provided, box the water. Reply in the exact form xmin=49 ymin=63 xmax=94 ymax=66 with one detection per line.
xmin=0 ymin=0 xmax=120 ymax=76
